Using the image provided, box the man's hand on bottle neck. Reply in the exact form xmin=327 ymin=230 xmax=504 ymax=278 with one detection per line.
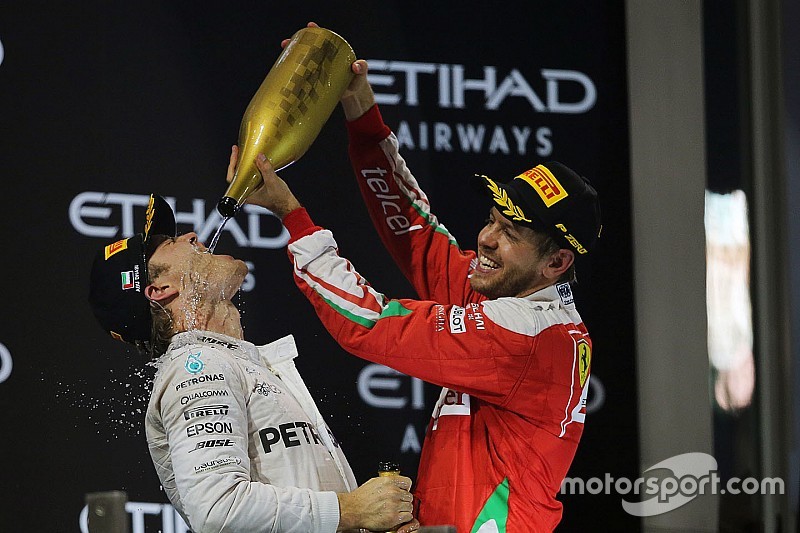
xmin=342 ymin=60 xmax=376 ymax=121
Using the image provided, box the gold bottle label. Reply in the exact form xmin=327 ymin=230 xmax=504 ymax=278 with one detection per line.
xmin=220 ymin=27 xmax=356 ymax=215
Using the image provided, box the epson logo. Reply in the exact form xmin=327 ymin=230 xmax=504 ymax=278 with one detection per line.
xmin=184 ymin=404 xmax=229 ymax=420
xmin=189 ymin=439 xmax=234 ymax=453
xmin=368 ymin=60 xmax=596 ymax=114
xmin=69 ymin=192 xmax=289 ymax=249
xmin=187 ymin=422 xmax=233 ymax=437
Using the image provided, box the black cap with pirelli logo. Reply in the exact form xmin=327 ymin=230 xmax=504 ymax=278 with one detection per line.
xmin=88 ymin=194 xmax=176 ymax=348
xmin=473 ymin=162 xmax=602 ymax=255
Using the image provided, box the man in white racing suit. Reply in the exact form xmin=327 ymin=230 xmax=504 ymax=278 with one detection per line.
xmin=88 ymin=194 xmax=417 ymax=533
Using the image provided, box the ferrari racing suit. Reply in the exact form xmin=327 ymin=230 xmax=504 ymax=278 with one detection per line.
xmin=281 ymin=105 xmax=592 ymax=533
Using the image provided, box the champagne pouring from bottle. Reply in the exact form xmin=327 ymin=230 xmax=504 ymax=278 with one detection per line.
xmin=210 ymin=25 xmax=356 ymax=253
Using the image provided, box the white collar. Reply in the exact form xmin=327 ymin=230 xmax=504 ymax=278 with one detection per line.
xmin=168 ymin=330 xmax=298 ymax=366
xmin=519 ymin=282 xmax=575 ymax=309
xmin=257 ymin=334 xmax=299 ymax=366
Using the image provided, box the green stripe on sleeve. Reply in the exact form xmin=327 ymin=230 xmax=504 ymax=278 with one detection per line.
xmin=318 ymin=294 xmax=377 ymax=329
xmin=471 ymin=478 xmax=509 ymax=533
xmin=378 ymin=300 xmax=413 ymax=319
xmin=402 ymin=189 xmax=460 ymax=247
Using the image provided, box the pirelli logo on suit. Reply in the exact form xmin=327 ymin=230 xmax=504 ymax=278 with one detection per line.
xmin=184 ymin=404 xmax=229 ymax=420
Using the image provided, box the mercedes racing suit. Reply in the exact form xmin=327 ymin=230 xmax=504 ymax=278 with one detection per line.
xmin=281 ymin=105 xmax=592 ymax=532
xmin=145 ymin=331 xmax=357 ymax=533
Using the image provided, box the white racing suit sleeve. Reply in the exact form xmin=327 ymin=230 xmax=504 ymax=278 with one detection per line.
xmin=152 ymin=346 xmax=340 ymax=533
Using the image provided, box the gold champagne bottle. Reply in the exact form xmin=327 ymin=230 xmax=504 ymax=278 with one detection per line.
xmin=217 ymin=27 xmax=356 ymax=217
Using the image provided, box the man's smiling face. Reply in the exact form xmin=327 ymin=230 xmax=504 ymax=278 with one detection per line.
xmin=469 ymin=207 xmax=551 ymax=299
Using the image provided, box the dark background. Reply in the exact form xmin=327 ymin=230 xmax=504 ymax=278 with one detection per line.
xmin=0 ymin=1 xmax=637 ymax=530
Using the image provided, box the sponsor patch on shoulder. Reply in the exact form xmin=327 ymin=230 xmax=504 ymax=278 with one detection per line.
xmin=185 ymin=351 xmax=204 ymax=374
xmin=104 ymin=238 xmax=128 ymax=260
xmin=194 ymin=456 xmax=241 ymax=474
xmin=120 ymin=271 xmax=135 ymax=290
xmin=175 ymin=373 xmax=225 ymax=391
xmin=556 ymin=282 xmax=574 ymax=306
xmin=577 ymin=340 xmax=591 ymax=387
xmin=449 ymin=306 xmax=467 ymax=334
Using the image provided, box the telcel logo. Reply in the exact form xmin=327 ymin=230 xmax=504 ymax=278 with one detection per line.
xmin=69 ymin=192 xmax=288 ymax=249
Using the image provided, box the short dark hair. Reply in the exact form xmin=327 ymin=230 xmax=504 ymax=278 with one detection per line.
xmin=536 ymin=233 xmax=577 ymax=284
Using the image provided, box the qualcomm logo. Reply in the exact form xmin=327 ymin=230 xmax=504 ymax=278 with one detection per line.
xmin=69 ymin=192 xmax=288 ymax=250
xmin=0 ymin=343 xmax=12 ymax=384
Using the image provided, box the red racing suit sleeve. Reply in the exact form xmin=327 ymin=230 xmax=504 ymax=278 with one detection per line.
xmin=283 ymin=208 xmax=588 ymax=423
xmin=346 ymin=105 xmax=480 ymax=305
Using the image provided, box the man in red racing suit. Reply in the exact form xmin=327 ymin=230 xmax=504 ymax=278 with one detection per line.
xmin=233 ymin=54 xmax=602 ymax=533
